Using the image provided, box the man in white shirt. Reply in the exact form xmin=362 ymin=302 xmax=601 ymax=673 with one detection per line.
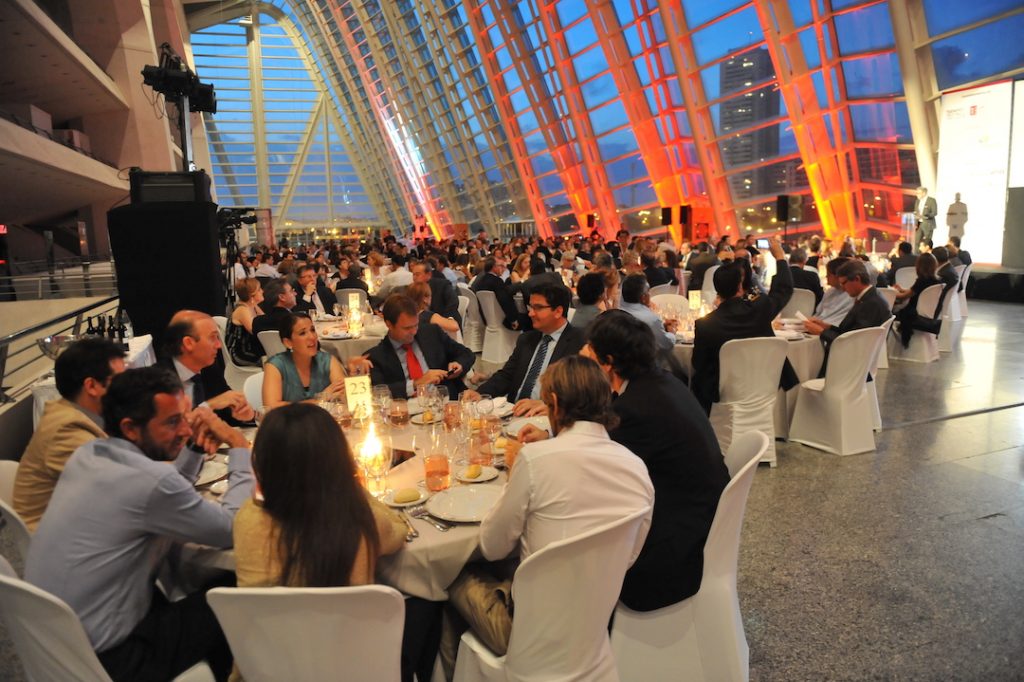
xmin=813 ymin=257 xmax=855 ymax=326
xmin=254 ymin=253 xmax=280 ymax=278
xmin=378 ymin=252 xmax=414 ymax=298
xmin=441 ymin=355 xmax=653 ymax=671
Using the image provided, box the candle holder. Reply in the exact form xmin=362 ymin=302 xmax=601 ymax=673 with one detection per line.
xmin=358 ymin=419 xmax=391 ymax=498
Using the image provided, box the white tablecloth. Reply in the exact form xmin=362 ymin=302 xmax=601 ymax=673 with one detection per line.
xmin=315 ymin=320 xmax=387 ymax=361
xmin=183 ymin=421 xmax=504 ymax=602
xmin=31 ymin=335 xmax=156 ymax=427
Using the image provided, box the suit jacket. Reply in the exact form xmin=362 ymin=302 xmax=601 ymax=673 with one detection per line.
xmin=790 ymin=265 xmax=824 ymax=304
xmin=333 ymin=274 xmax=369 ymax=293
xmin=644 ymin=266 xmax=670 ymax=288
xmin=293 ymin=282 xmax=337 ymax=315
xmin=365 ymin=322 xmax=475 ymax=399
xmin=917 ymin=196 xmax=938 ymax=232
xmin=251 ymin=306 xmax=294 ymax=340
xmin=471 ymin=271 xmax=522 ymax=330
xmin=476 ymin=323 xmax=585 ymax=402
xmin=819 ymin=287 xmax=892 ymax=362
xmin=957 ymin=250 xmax=972 ymax=266
xmin=685 ymin=253 xmax=720 ymax=291
xmin=937 ymin=262 xmax=959 ymax=291
xmin=156 ymin=356 xmax=238 ymax=424
xmin=428 ymin=274 xmax=462 ymax=327
xmin=691 ymin=260 xmax=796 ymax=413
xmin=612 ymin=370 xmax=729 ymax=611
xmin=14 ymin=399 xmax=107 ymax=532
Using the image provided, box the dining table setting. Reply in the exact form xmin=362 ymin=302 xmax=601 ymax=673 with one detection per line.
xmin=184 ymin=387 xmax=542 ymax=602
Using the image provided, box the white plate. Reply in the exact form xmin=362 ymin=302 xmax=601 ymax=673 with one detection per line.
xmin=455 ymin=465 xmax=499 ymax=483
xmin=406 ymin=398 xmax=426 ymax=416
xmin=321 ymin=331 xmax=353 ymax=340
xmin=410 ymin=412 xmax=443 ymax=425
xmin=504 ymin=416 xmax=550 ymax=438
xmin=383 ymin=488 xmax=430 ymax=508
xmin=778 ymin=317 xmax=803 ymax=326
xmin=195 ymin=461 xmax=228 ymax=487
xmin=426 ymin=485 xmax=503 ymax=522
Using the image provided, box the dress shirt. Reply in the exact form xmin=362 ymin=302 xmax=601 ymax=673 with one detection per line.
xmin=479 ymin=421 xmax=653 ymax=564
xmin=379 ymin=267 xmax=413 ymax=298
xmin=389 ymin=336 xmax=430 ymax=397
xmin=301 ymin=289 xmax=326 ymax=316
xmin=172 ymin=358 xmax=205 ymax=408
xmin=25 ymin=437 xmax=253 ymax=652
xmin=620 ymin=301 xmax=674 ymax=351
xmin=442 ymin=267 xmax=460 ymax=287
xmin=515 ymin=322 xmax=566 ymax=400
xmin=254 ymin=263 xmax=280 ymax=278
xmin=815 ymin=287 xmax=854 ymax=326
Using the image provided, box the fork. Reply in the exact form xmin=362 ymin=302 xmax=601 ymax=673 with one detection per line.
xmin=408 ymin=505 xmax=452 ymax=532
xmin=399 ymin=511 xmax=419 ymax=542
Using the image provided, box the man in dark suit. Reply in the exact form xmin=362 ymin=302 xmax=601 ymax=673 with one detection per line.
xmin=913 ymin=186 xmax=938 ymax=253
xmin=788 ymin=247 xmax=823 ymax=305
xmin=465 ymin=284 xmax=583 ymax=415
xmin=412 ymin=260 xmax=461 ymax=327
xmin=252 ymin=278 xmax=297 ymax=338
xmin=641 ymin=252 xmax=671 ymax=288
xmin=685 ymin=242 xmax=719 ymax=291
xmin=691 ymin=238 xmax=797 ymax=414
xmin=519 ymin=310 xmax=729 ymax=611
xmin=292 ymin=265 xmax=336 ymax=317
xmin=805 ymin=259 xmax=892 ymax=371
xmin=365 ymin=294 xmax=475 ymax=399
xmin=470 ymin=256 xmax=528 ymax=331
xmin=332 ymin=258 xmax=369 ymax=294
xmin=947 ymin=236 xmax=971 ymax=266
xmin=932 ymin=246 xmax=959 ymax=291
xmin=883 ymin=241 xmax=917 ymax=286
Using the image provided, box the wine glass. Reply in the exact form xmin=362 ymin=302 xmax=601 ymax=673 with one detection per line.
xmin=372 ymin=385 xmax=392 ymax=422
xmin=389 ymin=398 xmax=410 ymax=426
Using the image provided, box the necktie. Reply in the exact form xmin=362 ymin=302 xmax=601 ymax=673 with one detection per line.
xmin=190 ymin=375 xmax=206 ymax=406
xmin=403 ymin=344 xmax=423 ymax=381
xmin=517 ymin=335 xmax=552 ymax=402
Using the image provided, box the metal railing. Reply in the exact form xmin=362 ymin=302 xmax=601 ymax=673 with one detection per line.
xmin=0 ymin=296 xmax=119 ymax=404
xmin=1 ymin=262 xmax=118 ymax=301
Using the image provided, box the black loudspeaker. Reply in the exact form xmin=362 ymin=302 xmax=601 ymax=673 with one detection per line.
xmin=661 ymin=207 xmax=673 ymax=226
xmin=776 ymin=195 xmax=790 ymax=222
xmin=586 ymin=213 xmax=596 ymax=228
xmin=107 ymin=202 xmax=223 ymax=348
xmin=130 ymin=170 xmax=212 ymax=204
xmin=679 ymin=205 xmax=692 ymax=226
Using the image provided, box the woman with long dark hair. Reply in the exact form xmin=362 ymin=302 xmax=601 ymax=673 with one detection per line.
xmin=894 ymin=253 xmax=942 ymax=347
xmin=261 ymin=313 xmax=347 ymax=408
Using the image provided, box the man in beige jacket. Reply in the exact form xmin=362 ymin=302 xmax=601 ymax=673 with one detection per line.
xmin=14 ymin=337 xmax=126 ymax=531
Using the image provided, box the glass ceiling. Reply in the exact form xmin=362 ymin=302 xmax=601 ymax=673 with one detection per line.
xmin=188 ymin=0 xmax=1024 ymax=241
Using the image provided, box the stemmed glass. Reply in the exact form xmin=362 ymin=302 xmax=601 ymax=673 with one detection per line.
xmin=372 ymin=385 xmax=392 ymax=423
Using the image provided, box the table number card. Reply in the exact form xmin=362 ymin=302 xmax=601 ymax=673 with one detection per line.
xmin=688 ymin=291 xmax=702 ymax=311
xmin=348 ymin=292 xmax=360 ymax=311
xmin=345 ymin=375 xmax=372 ymax=416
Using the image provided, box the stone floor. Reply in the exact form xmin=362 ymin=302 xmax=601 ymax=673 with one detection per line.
xmin=2 ymin=300 xmax=1023 ymax=680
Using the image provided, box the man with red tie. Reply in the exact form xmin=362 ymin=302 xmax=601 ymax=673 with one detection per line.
xmin=365 ymin=294 xmax=475 ymax=399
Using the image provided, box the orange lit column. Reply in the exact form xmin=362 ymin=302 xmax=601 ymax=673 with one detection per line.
xmin=488 ymin=1 xmax=598 ymax=235
xmin=589 ymin=0 xmax=686 ymax=244
xmin=753 ymin=0 xmax=857 ymax=240
xmin=463 ymin=3 xmax=553 ymax=237
xmin=658 ymin=1 xmax=736 ymax=238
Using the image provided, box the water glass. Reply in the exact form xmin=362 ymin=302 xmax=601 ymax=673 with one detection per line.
xmin=389 ymin=399 xmax=410 ymax=426
xmin=423 ymin=452 xmax=451 ymax=492
xmin=372 ymin=385 xmax=392 ymax=421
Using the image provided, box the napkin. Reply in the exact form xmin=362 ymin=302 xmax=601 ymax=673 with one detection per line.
xmin=795 ymin=310 xmax=809 ymax=321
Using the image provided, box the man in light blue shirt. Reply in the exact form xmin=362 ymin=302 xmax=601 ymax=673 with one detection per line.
xmin=619 ymin=274 xmax=676 ymax=352
xmin=26 ymin=366 xmax=253 ymax=682
xmin=814 ymin=258 xmax=855 ymax=326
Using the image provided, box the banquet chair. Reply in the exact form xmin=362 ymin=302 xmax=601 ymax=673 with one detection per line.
xmin=453 ymin=508 xmax=653 ymax=682
xmin=778 ymin=288 xmax=815 ymax=319
xmin=789 ymin=327 xmax=886 ymax=455
xmin=876 ymin=287 xmax=897 ymax=312
xmin=938 ymin=284 xmax=963 ymax=353
xmin=243 ymin=372 xmax=264 ymax=413
xmin=0 ymin=498 xmax=31 ymax=570
xmin=0 ymin=554 xmax=14 ymax=577
xmin=0 ymin=458 xmax=17 ymax=504
xmin=889 ymin=284 xmax=942 ymax=364
xmin=651 ymin=293 xmax=688 ymax=313
xmin=701 ymin=265 xmax=721 ymax=307
xmin=867 ymin=317 xmax=895 ymax=431
xmin=336 ymin=287 xmax=369 ymax=310
xmin=874 ymin=289 xmax=897 ymax=370
xmin=957 ymin=263 xmax=972 ymax=317
xmin=212 ymin=316 xmax=262 ymax=392
xmin=649 ymin=283 xmax=675 ymax=297
xmin=610 ymin=432 xmax=768 ymax=682
xmin=709 ymin=338 xmax=788 ymax=467
xmin=0 ymin=573 xmax=215 ymax=682
xmin=894 ymin=266 xmax=916 ymax=289
xmin=457 ymin=284 xmax=484 ymax=353
xmin=208 ymin=585 xmax=404 ymax=682
xmin=257 ymin=330 xmax=287 ymax=358
xmin=476 ymin=290 xmax=520 ymax=366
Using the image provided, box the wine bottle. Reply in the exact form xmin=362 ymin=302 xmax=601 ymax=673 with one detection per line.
xmin=107 ymin=315 xmax=117 ymax=340
xmin=85 ymin=316 xmax=96 ymax=336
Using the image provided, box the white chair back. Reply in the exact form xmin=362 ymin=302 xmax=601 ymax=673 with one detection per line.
xmin=650 ymin=293 xmax=687 ymax=312
xmin=0 ymin=497 xmax=30 ymax=568
xmin=257 ymin=330 xmax=287 ymax=358
xmin=711 ymin=338 xmax=787 ymax=465
xmin=803 ymin=264 xmax=818 ymax=273
xmin=208 ymin=585 xmax=405 ymax=682
xmin=867 ymin=317 xmax=896 ymax=430
xmin=505 ymin=508 xmax=652 ymax=681
xmin=649 ymin=283 xmax=675 ymax=297
xmin=457 ymin=296 xmax=469 ymax=327
xmin=476 ymin=290 xmax=519 ymax=365
xmin=701 ymin=265 xmax=721 ymax=307
xmin=894 ymin=267 xmax=916 ymax=289
xmin=823 ymin=327 xmax=886 ymax=397
xmin=915 ymin=283 xmax=943 ymax=321
xmin=0 ymin=554 xmax=15 ymax=577
xmin=243 ymin=372 xmax=265 ymax=413
xmin=957 ymin=263 xmax=971 ymax=317
xmin=457 ymin=284 xmax=484 ymax=353
xmin=0 ymin=459 xmax=17 ymax=505
xmin=779 ymin=288 xmax=816 ymax=319
xmin=213 ymin=317 xmax=261 ymax=392
xmin=611 ymin=433 xmax=768 ymax=682
xmin=212 ymin=315 xmax=228 ymax=338
xmin=336 ymin=288 xmax=369 ymax=310
xmin=876 ymin=287 xmax=897 ymax=312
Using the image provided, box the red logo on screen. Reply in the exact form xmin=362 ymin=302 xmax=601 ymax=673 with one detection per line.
xmin=970 ymin=105 xmax=977 ymax=115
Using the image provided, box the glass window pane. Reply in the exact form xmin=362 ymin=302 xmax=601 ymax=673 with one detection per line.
xmin=849 ymin=101 xmax=911 ymax=143
xmin=923 ymin=0 xmax=1022 ymax=36
xmin=842 ymin=53 xmax=903 ymax=98
xmin=834 ymin=2 xmax=895 ymax=54
xmin=692 ymin=8 xmax=762 ymax=66
xmin=683 ymin=0 xmax=748 ymax=29
xmin=931 ymin=14 xmax=1024 ymax=90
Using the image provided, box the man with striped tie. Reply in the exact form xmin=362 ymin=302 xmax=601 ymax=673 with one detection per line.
xmin=464 ymin=283 xmax=584 ymax=416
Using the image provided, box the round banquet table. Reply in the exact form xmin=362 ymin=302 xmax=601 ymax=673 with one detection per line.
xmin=182 ymin=419 xmax=505 ymax=602
xmin=314 ymin=318 xmax=387 ymax=361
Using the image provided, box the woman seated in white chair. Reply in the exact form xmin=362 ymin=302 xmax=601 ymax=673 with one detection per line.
xmin=261 ymin=314 xmax=368 ymax=409
xmin=226 ymin=279 xmax=265 ymax=367
xmin=892 ymin=253 xmax=941 ymax=348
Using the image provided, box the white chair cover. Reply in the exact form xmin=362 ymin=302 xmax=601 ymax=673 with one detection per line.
xmin=938 ymin=282 xmax=963 ymax=353
xmin=876 ymin=287 xmax=897 ymax=311
xmin=889 ymin=284 xmax=942 ymax=364
xmin=701 ymin=265 xmax=721 ymax=307
xmin=957 ymin=263 xmax=971 ymax=317
xmin=611 ymin=432 xmax=769 ymax=682
xmin=243 ymin=372 xmax=264 ymax=414
xmin=0 ymin=554 xmax=15 ymax=577
xmin=0 ymin=574 xmax=215 ymax=682
xmin=208 ymin=585 xmax=405 ymax=682
xmin=475 ymin=290 xmax=520 ymax=366
xmin=213 ymin=315 xmax=261 ymax=392
xmin=874 ymin=289 xmax=897 ymax=369
xmin=894 ymin=267 xmax=916 ymax=289
xmin=649 ymin=283 xmax=675 ymax=297
xmin=709 ymin=338 xmax=788 ymax=467
xmin=789 ymin=327 xmax=886 ymax=455
xmin=650 ymin=293 xmax=687 ymax=312
xmin=867 ymin=317 xmax=895 ymax=431
xmin=0 ymin=459 xmax=17 ymax=505
xmin=457 ymin=284 xmax=484 ymax=353
xmin=0 ymin=497 xmax=30 ymax=569
xmin=336 ymin=287 xmax=369 ymax=310
xmin=779 ymin=289 xmax=815 ymax=319
xmin=257 ymin=330 xmax=287 ymax=358
xmin=454 ymin=508 xmax=652 ymax=682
